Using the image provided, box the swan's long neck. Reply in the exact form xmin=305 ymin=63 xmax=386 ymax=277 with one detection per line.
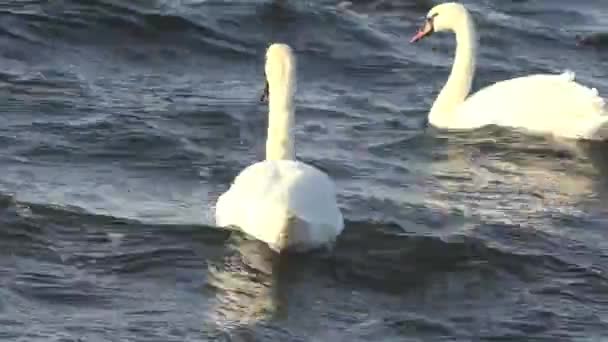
xmin=429 ymin=12 xmax=477 ymax=124
xmin=266 ymin=84 xmax=295 ymax=161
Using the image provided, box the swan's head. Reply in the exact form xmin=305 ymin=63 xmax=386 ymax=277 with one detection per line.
xmin=260 ymin=43 xmax=296 ymax=105
xmin=410 ymin=2 xmax=469 ymax=43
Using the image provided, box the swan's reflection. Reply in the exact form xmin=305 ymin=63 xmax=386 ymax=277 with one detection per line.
xmin=205 ymin=234 xmax=280 ymax=327
xmin=422 ymin=130 xmax=608 ymax=235
xmin=203 ymin=232 xmax=320 ymax=335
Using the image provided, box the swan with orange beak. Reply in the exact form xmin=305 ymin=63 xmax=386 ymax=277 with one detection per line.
xmin=407 ymin=2 xmax=607 ymax=140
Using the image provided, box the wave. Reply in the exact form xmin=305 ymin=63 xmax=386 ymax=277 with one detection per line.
xmin=2 ymin=189 xmax=604 ymax=286
xmin=2 ymin=189 xmax=607 ymax=340
xmin=577 ymin=32 xmax=608 ymax=49
xmin=332 ymin=221 xmax=608 ymax=301
xmin=0 ymin=0 xmax=254 ymax=57
xmin=0 ymin=0 xmax=407 ymax=68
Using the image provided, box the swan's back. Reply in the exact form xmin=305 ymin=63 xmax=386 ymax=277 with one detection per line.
xmin=215 ymin=160 xmax=344 ymax=252
xmin=454 ymin=71 xmax=608 ymax=139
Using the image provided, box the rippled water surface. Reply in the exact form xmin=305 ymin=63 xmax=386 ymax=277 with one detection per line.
xmin=1 ymin=0 xmax=608 ymax=340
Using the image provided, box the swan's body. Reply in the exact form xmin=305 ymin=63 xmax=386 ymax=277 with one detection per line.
xmin=215 ymin=44 xmax=344 ymax=253
xmin=411 ymin=3 xmax=607 ymax=140
xmin=444 ymin=72 xmax=607 ymax=139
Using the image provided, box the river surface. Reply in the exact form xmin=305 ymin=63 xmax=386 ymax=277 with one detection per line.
xmin=1 ymin=0 xmax=608 ymax=340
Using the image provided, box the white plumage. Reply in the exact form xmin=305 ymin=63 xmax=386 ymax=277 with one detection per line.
xmin=411 ymin=3 xmax=608 ymax=140
xmin=215 ymin=43 xmax=344 ymax=253
xmin=449 ymin=72 xmax=608 ymax=139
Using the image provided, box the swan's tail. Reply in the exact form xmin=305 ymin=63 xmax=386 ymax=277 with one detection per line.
xmin=560 ymin=69 xmax=606 ymax=113
xmin=590 ymin=87 xmax=606 ymax=115
xmin=583 ymin=114 xmax=608 ymax=141
xmin=587 ymin=91 xmax=608 ymax=140
xmin=558 ymin=69 xmax=608 ymax=140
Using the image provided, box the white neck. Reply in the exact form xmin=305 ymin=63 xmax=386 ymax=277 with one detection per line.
xmin=429 ymin=12 xmax=477 ymax=125
xmin=266 ymin=85 xmax=295 ymax=161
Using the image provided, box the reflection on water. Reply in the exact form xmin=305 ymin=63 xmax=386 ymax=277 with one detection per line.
xmin=205 ymin=234 xmax=280 ymax=330
xmin=204 ymin=232 xmax=327 ymax=336
xmin=423 ymin=130 xmax=608 ymax=238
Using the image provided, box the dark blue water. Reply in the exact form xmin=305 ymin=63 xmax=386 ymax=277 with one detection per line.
xmin=1 ymin=0 xmax=608 ymax=340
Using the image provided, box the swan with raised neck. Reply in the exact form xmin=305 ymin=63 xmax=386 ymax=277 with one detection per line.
xmin=215 ymin=43 xmax=344 ymax=252
xmin=411 ymin=3 xmax=477 ymax=126
xmin=410 ymin=2 xmax=608 ymax=140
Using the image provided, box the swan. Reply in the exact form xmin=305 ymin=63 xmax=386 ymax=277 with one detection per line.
xmin=215 ymin=43 xmax=344 ymax=253
xmin=410 ymin=2 xmax=608 ymax=140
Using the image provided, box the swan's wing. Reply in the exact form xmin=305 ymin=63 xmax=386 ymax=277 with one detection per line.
xmin=215 ymin=160 xmax=343 ymax=239
xmin=275 ymin=161 xmax=343 ymax=229
xmin=215 ymin=160 xmax=285 ymax=230
xmin=456 ymin=71 xmax=607 ymax=139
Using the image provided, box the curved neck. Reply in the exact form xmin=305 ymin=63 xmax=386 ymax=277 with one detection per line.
xmin=429 ymin=12 xmax=477 ymax=123
xmin=265 ymin=87 xmax=295 ymax=161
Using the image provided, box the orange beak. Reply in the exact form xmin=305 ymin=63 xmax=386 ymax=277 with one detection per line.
xmin=410 ymin=19 xmax=434 ymax=43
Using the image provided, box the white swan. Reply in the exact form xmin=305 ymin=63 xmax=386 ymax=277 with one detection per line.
xmin=410 ymin=2 xmax=608 ymax=140
xmin=215 ymin=43 xmax=344 ymax=253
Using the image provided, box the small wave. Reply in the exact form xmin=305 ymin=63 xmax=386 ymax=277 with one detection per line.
xmin=67 ymin=246 xmax=200 ymax=274
xmin=332 ymin=221 xmax=607 ymax=295
xmin=9 ymin=267 xmax=115 ymax=307
xmin=1 ymin=0 xmax=253 ymax=57
xmin=577 ymin=32 xmax=608 ymax=49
